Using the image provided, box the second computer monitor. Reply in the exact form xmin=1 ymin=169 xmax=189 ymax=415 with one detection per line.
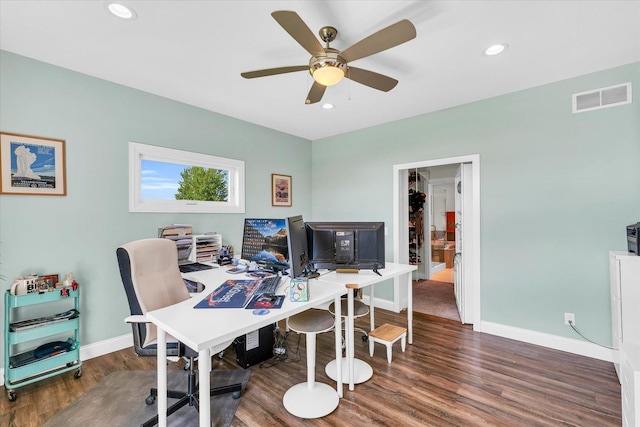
xmin=285 ymin=215 xmax=318 ymax=279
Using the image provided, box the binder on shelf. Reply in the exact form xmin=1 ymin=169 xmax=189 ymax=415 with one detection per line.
xmin=158 ymin=224 xmax=193 ymax=238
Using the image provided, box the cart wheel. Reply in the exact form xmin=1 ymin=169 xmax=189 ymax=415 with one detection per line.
xmin=7 ymin=390 xmax=16 ymax=402
xmin=74 ymin=368 xmax=82 ymax=379
xmin=145 ymin=395 xmax=156 ymax=405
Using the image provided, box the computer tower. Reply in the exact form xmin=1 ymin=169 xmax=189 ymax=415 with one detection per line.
xmin=233 ymin=324 xmax=275 ymax=368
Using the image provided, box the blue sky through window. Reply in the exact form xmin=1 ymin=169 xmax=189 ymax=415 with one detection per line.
xmin=141 ymin=159 xmax=185 ymax=200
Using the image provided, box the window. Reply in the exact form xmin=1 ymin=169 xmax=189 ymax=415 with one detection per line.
xmin=129 ymin=142 xmax=245 ymax=213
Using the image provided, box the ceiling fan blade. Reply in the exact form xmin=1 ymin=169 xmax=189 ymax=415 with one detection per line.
xmin=340 ymin=19 xmax=416 ymax=63
xmin=272 ymin=11 xmax=325 ymax=57
xmin=305 ymin=81 xmax=326 ymax=104
xmin=241 ymin=65 xmax=308 ymax=79
xmin=346 ymin=67 xmax=398 ymax=92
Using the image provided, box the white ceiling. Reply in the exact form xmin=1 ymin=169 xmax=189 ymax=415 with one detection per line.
xmin=1 ymin=1 xmax=638 ymax=141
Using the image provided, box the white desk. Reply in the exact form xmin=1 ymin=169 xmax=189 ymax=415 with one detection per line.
xmin=317 ymin=262 xmax=417 ymax=390
xmin=146 ymin=267 xmax=347 ymax=427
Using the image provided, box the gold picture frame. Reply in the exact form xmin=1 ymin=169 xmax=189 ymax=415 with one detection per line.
xmin=271 ymin=173 xmax=291 ymax=207
xmin=0 ymin=132 xmax=67 ymax=196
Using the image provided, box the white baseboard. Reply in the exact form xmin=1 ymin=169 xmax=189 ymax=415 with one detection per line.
xmin=1 ymin=333 xmax=132 ymax=387
xmin=80 ymin=333 xmax=132 ymax=360
xmin=479 ymin=321 xmax=618 ymax=363
xmin=361 ymin=299 xmax=618 ymax=363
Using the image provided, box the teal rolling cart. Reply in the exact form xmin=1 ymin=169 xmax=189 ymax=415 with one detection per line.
xmin=4 ymin=287 xmax=82 ymax=401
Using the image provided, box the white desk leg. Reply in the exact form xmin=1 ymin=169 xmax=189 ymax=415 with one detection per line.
xmin=157 ymin=328 xmax=167 ymax=427
xmin=407 ymin=273 xmax=413 ymax=344
xmin=199 ymin=348 xmax=211 ymax=426
xmin=369 ymin=284 xmax=375 ymax=330
xmin=333 ymin=295 xmax=343 ymax=398
xmin=347 ymin=289 xmax=355 ymax=391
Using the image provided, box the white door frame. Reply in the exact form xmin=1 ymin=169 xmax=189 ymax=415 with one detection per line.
xmin=392 ymin=154 xmax=481 ymax=329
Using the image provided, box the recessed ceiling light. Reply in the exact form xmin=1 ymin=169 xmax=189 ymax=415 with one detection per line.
xmin=322 ymin=103 xmax=334 ymax=110
xmin=484 ymin=43 xmax=508 ymax=56
xmin=107 ymin=3 xmax=137 ymax=20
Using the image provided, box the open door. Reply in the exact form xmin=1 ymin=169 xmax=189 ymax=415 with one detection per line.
xmin=455 ymin=163 xmax=473 ymax=324
xmin=392 ymin=154 xmax=480 ymax=328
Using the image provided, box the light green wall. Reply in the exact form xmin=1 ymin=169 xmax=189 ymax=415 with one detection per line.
xmin=311 ymin=62 xmax=640 ymax=344
xmin=0 ymin=51 xmax=312 ymax=363
xmin=1 ymin=50 xmax=638 ymax=366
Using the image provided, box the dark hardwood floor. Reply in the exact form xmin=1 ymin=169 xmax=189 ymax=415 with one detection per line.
xmin=1 ymin=310 xmax=621 ymax=426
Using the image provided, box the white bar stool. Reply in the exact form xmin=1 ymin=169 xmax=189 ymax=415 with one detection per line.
xmin=283 ymin=309 xmax=339 ymax=418
xmin=325 ymin=298 xmax=373 ymax=384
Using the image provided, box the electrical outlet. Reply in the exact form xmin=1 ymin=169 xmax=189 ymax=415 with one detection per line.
xmin=564 ymin=312 xmax=575 ymax=325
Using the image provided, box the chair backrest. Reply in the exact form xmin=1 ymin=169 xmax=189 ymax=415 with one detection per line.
xmin=116 ymin=238 xmax=190 ymax=350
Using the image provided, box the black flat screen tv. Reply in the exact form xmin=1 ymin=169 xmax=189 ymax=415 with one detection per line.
xmin=305 ymin=221 xmax=385 ymax=275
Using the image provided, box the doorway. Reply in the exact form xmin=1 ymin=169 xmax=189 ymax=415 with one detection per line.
xmin=392 ymin=155 xmax=481 ymax=328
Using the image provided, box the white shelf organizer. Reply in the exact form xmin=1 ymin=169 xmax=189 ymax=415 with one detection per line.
xmin=189 ymin=234 xmax=222 ymax=263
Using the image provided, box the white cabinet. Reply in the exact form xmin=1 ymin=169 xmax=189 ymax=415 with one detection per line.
xmin=621 ymin=347 xmax=640 ymax=427
xmin=610 ymin=250 xmax=640 ymax=426
xmin=611 ymin=251 xmax=624 ymax=377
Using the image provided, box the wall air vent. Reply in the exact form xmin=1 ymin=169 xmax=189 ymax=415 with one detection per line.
xmin=572 ymin=82 xmax=632 ymax=113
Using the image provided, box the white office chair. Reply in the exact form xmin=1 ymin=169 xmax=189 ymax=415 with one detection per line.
xmin=282 ymin=309 xmax=339 ymax=418
xmin=116 ymin=238 xmax=242 ymax=427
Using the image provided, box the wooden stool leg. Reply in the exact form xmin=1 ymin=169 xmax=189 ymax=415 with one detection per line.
xmin=401 ymin=334 xmax=406 ymax=353
xmin=369 ymin=338 xmax=374 ymax=357
xmin=386 ymin=343 xmax=392 ymax=363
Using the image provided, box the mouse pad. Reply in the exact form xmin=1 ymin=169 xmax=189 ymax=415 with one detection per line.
xmin=245 ymin=294 xmax=285 ymax=309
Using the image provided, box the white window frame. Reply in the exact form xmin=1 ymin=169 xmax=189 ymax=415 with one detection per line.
xmin=129 ymin=142 xmax=245 ymax=213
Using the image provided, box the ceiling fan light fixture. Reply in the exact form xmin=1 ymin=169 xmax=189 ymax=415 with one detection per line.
xmin=312 ymin=65 xmax=345 ymax=86
xmin=310 ymin=51 xmax=347 ymax=86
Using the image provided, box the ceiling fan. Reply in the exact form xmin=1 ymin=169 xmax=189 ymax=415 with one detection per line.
xmin=241 ymin=11 xmax=416 ymax=104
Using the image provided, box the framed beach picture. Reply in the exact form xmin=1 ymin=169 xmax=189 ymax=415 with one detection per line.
xmin=0 ymin=132 xmax=66 ymax=196
xmin=271 ymin=173 xmax=291 ymax=207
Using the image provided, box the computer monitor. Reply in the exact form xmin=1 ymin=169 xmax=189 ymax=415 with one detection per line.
xmin=285 ymin=215 xmax=319 ymax=279
xmin=241 ymin=218 xmax=289 ymax=270
xmin=305 ymin=221 xmax=385 ymax=275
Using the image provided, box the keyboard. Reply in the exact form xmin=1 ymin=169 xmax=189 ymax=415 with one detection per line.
xmin=253 ymin=275 xmax=281 ymax=296
xmin=179 ymin=262 xmax=214 ymax=273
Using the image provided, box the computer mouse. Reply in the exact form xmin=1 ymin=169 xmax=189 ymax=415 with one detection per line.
xmin=261 ymin=293 xmax=276 ymax=301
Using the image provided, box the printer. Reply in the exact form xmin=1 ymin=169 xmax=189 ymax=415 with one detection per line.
xmin=628 ymin=222 xmax=640 ymax=255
